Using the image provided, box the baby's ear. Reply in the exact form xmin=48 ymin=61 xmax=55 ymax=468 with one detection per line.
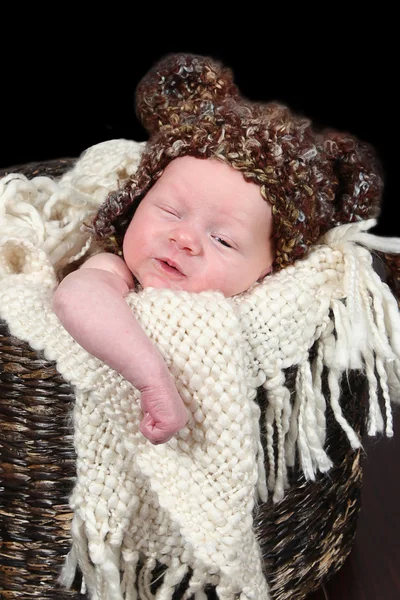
xmin=135 ymin=53 xmax=238 ymax=135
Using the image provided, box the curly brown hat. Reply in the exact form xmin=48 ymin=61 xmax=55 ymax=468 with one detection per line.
xmin=92 ymin=52 xmax=383 ymax=271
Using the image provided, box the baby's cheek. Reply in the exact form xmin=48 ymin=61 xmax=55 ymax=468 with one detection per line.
xmin=123 ymin=228 xmax=144 ymax=268
xmin=216 ymin=262 xmax=254 ymax=297
xmin=198 ymin=267 xmax=231 ymax=296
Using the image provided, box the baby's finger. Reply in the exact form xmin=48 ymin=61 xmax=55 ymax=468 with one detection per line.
xmin=139 ymin=414 xmax=174 ymax=445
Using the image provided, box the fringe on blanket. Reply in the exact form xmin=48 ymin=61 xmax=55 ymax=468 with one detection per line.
xmin=256 ymin=220 xmax=400 ymax=503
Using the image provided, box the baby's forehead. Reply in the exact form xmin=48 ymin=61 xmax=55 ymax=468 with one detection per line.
xmin=147 ymin=155 xmax=273 ymax=233
xmin=155 ymin=155 xmax=263 ymax=204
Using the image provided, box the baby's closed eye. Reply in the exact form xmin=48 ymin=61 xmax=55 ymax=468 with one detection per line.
xmin=212 ymin=235 xmax=237 ymax=249
xmin=157 ymin=204 xmax=181 ymax=218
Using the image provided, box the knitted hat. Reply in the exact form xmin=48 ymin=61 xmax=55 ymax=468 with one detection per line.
xmin=92 ymin=53 xmax=383 ymax=271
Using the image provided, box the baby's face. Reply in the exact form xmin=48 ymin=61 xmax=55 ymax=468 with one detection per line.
xmin=123 ymin=156 xmax=274 ymax=297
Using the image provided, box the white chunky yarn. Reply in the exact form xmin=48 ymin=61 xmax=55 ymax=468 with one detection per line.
xmin=0 ymin=139 xmax=145 ymax=273
xmin=1 ymin=141 xmax=400 ymax=600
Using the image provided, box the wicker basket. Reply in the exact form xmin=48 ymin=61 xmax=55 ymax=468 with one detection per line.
xmin=0 ymin=159 xmax=369 ymax=600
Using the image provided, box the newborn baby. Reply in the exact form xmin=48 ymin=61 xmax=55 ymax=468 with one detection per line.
xmin=53 ymin=155 xmax=275 ymax=444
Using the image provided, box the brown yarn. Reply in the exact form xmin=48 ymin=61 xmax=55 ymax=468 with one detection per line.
xmin=91 ymin=53 xmax=383 ymax=273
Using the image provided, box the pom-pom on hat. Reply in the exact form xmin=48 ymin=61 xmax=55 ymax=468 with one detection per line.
xmin=92 ymin=53 xmax=383 ymax=271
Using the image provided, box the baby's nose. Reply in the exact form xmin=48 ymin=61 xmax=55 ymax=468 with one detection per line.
xmin=170 ymin=226 xmax=201 ymax=254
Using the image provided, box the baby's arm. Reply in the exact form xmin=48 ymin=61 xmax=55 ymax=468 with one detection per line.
xmin=52 ymin=253 xmax=188 ymax=444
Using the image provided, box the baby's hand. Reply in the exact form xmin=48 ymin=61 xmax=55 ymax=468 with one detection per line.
xmin=139 ymin=378 xmax=189 ymax=444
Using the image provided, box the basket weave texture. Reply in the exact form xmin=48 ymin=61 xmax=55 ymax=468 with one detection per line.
xmin=0 ymin=159 xmax=367 ymax=600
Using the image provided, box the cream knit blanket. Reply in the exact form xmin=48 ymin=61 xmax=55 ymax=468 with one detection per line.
xmin=1 ymin=140 xmax=400 ymax=600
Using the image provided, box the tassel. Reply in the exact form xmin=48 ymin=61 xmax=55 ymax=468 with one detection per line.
xmin=121 ymin=549 xmax=139 ymax=600
xmin=286 ymin=377 xmax=300 ymax=469
xmin=58 ymin=545 xmax=78 ymax=589
xmin=155 ymin=560 xmax=189 ymax=600
xmin=311 ymin=344 xmax=328 ymax=447
xmin=61 ymin=514 xmax=97 ymax=597
xmin=138 ymin=557 xmax=157 ymax=600
xmin=327 ymin=368 xmax=362 ymax=449
xmin=298 ymin=361 xmax=333 ymax=478
xmin=101 ymin=544 xmax=124 ymax=600
xmin=181 ymin=568 xmax=217 ymax=600
xmin=272 ymin=385 xmax=291 ymax=503
xmin=262 ymin=367 xmax=292 ymax=499
xmin=364 ymin=348 xmax=385 ymax=436
xmin=296 ymin=365 xmax=315 ymax=480
xmin=250 ymin=397 xmax=268 ymax=503
xmin=376 ymin=357 xmax=394 ymax=437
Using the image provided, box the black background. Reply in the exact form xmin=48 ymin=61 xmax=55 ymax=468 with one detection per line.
xmin=1 ymin=11 xmax=397 ymax=237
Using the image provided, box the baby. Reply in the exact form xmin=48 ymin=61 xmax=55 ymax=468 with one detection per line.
xmin=53 ymin=50 xmax=383 ymax=446
xmin=53 ymin=155 xmax=275 ymax=444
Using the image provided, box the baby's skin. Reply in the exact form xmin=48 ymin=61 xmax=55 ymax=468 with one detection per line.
xmin=53 ymin=156 xmax=274 ymax=444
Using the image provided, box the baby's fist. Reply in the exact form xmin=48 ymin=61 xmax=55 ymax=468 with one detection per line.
xmin=139 ymin=383 xmax=189 ymax=444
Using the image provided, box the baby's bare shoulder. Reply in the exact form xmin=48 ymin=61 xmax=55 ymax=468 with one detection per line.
xmin=81 ymin=253 xmax=134 ymax=287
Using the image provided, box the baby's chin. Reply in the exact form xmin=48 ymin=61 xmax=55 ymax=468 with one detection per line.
xmin=135 ymin=269 xmax=253 ymax=297
xmin=137 ymin=274 xmax=188 ymax=292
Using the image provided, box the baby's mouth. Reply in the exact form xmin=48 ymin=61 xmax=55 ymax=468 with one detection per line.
xmin=155 ymin=258 xmax=185 ymax=277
